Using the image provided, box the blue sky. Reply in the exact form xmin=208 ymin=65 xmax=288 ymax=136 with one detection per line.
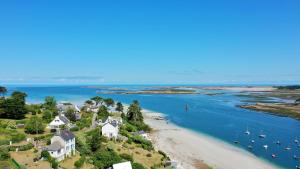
xmin=0 ymin=0 xmax=299 ymax=85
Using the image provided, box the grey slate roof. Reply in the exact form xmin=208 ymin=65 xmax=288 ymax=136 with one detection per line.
xmin=46 ymin=141 xmax=64 ymax=151
xmin=110 ymin=121 xmax=118 ymax=127
xmin=59 ymin=130 xmax=75 ymax=141
xmin=59 ymin=115 xmax=70 ymax=124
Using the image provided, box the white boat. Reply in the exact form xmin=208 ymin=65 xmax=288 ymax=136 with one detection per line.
xmin=285 ymin=147 xmax=291 ymax=151
xmin=295 ymin=139 xmax=299 ymax=144
xmin=275 ymin=141 xmax=281 ymax=145
xmin=244 ymin=126 xmax=250 ymax=135
xmin=248 ymin=145 xmax=253 ymax=149
xmin=251 ymin=140 xmax=255 ymax=143
xmin=263 ymin=145 xmax=268 ymax=150
xmin=272 ymin=154 xmax=277 ymax=158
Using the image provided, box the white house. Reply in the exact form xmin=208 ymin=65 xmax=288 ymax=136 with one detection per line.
xmin=113 ymin=161 xmax=132 ymax=169
xmin=98 ymin=116 xmax=122 ymax=126
xmin=48 ymin=115 xmax=70 ymax=129
xmin=45 ymin=130 xmax=76 ymax=161
xmin=101 ymin=121 xmax=119 ymax=139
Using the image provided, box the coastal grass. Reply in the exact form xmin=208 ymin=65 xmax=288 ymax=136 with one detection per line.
xmin=109 ymin=141 xmax=165 ymax=169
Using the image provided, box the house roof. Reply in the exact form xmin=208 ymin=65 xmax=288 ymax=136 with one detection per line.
xmin=133 ymin=130 xmax=146 ymax=135
xmin=46 ymin=141 xmax=64 ymax=151
xmin=59 ymin=115 xmax=70 ymax=124
xmin=113 ymin=161 xmax=132 ymax=169
xmin=58 ymin=130 xmax=75 ymax=141
xmin=103 ymin=121 xmax=118 ymax=128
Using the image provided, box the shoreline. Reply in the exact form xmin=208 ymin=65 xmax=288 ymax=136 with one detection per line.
xmin=142 ymin=110 xmax=279 ymax=169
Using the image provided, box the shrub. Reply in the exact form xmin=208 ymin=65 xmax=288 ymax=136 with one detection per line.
xmin=70 ymin=126 xmax=79 ymax=132
xmin=74 ymin=156 xmax=86 ymax=168
xmin=33 ymin=133 xmax=53 ymax=141
xmin=131 ymin=135 xmax=153 ymax=151
xmin=120 ymin=153 xmax=133 ymax=162
xmin=41 ymin=150 xmax=50 ymax=159
xmin=9 ymin=143 xmax=34 ymax=151
xmin=146 ymin=153 xmax=152 ymax=157
xmin=51 ymin=159 xmax=58 ymax=169
xmin=132 ymin=163 xmax=146 ymax=169
xmin=0 ymin=147 xmax=10 ymax=160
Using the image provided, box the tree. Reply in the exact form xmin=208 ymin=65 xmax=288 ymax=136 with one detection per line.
xmin=3 ymin=91 xmax=28 ymax=119
xmin=43 ymin=96 xmax=57 ymax=114
xmin=25 ymin=116 xmax=45 ymax=134
xmin=116 ymin=102 xmax=124 ymax=113
xmin=127 ymin=100 xmax=143 ymax=122
xmin=98 ymin=105 xmax=109 ymax=119
xmin=104 ymin=98 xmax=115 ymax=107
xmin=91 ymin=96 xmax=103 ymax=106
xmin=0 ymin=86 xmax=7 ymax=97
xmin=88 ymin=130 xmax=101 ymax=152
xmin=42 ymin=109 xmax=53 ymax=122
xmin=85 ymin=100 xmax=93 ymax=106
xmin=65 ymin=108 xmax=76 ymax=122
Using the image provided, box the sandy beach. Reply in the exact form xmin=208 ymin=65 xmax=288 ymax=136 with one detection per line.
xmin=143 ymin=111 xmax=279 ymax=169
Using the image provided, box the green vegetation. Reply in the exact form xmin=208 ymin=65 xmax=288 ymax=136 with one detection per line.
xmin=98 ymin=105 xmax=109 ymax=119
xmin=65 ymin=108 xmax=77 ymax=122
xmin=91 ymin=96 xmax=103 ymax=106
xmin=74 ymin=155 xmax=86 ymax=168
xmin=41 ymin=150 xmax=58 ymax=169
xmin=24 ymin=116 xmax=45 ymax=134
xmin=116 ymin=102 xmax=124 ymax=113
xmin=0 ymin=86 xmax=7 ymax=97
xmin=104 ymin=98 xmax=115 ymax=107
xmin=276 ymin=85 xmax=300 ymax=90
xmin=0 ymin=91 xmax=28 ymax=119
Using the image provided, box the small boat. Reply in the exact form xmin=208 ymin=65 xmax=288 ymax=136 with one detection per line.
xmin=275 ymin=141 xmax=281 ymax=145
xmin=296 ymin=166 xmax=300 ymax=169
xmin=259 ymin=130 xmax=266 ymax=138
xmin=263 ymin=145 xmax=268 ymax=150
xmin=244 ymin=126 xmax=250 ymax=135
xmin=295 ymin=139 xmax=299 ymax=144
xmin=285 ymin=147 xmax=291 ymax=151
xmin=271 ymin=154 xmax=277 ymax=158
xmin=259 ymin=134 xmax=266 ymax=138
xmin=298 ymin=145 xmax=300 ymax=148
xmin=234 ymin=141 xmax=239 ymax=144
xmin=251 ymin=140 xmax=255 ymax=143
xmin=248 ymin=145 xmax=253 ymax=149
xmin=185 ymin=104 xmax=189 ymax=112
xmin=294 ymin=155 xmax=300 ymax=160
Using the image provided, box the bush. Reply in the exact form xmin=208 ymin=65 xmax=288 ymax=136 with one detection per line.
xmin=132 ymin=163 xmax=146 ymax=169
xmin=10 ymin=132 xmax=26 ymax=142
xmin=33 ymin=133 xmax=53 ymax=141
xmin=74 ymin=156 xmax=86 ymax=168
xmin=41 ymin=150 xmax=50 ymax=159
xmin=8 ymin=143 xmax=34 ymax=151
xmin=146 ymin=153 xmax=152 ymax=157
xmin=0 ymin=147 xmax=10 ymax=160
xmin=131 ymin=135 xmax=153 ymax=151
xmin=51 ymin=159 xmax=58 ymax=169
xmin=120 ymin=153 xmax=133 ymax=162
xmin=70 ymin=126 xmax=79 ymax=132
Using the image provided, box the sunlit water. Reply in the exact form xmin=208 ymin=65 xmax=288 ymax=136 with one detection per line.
xmin=6 ymin=85 xmax=300 ymax=169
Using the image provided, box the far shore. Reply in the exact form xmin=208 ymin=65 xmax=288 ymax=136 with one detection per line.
xmin=142 ymin=110 xmax=279 ymax=169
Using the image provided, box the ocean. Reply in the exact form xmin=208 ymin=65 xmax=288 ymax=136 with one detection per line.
xmin=5 ymin=85 xmax=300 ymax=169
